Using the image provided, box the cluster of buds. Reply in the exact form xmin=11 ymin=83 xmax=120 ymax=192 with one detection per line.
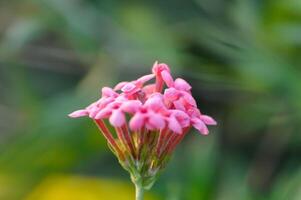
xmin=69 ymin=62 xmax=216 ymax=195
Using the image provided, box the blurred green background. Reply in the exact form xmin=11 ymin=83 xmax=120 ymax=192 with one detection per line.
xmin=1 ymin=0 xmax=301 ymax=199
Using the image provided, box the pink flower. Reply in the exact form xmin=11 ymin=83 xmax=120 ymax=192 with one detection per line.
xmin=129 ymin=94 xmax=166 ymax=131
xmin=152 ymin=61 xmax=174 ymax=91
xmin=69 ymin=61 xmax=217 ymax=190
xmin=114 ymin=74 xmax=155 ymax=96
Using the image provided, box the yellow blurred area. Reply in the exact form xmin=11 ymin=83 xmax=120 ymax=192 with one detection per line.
xmin=0 ymin=175 xmax=18 ymax=200
xmin=24 ymin=175 xmax=157 ymax=200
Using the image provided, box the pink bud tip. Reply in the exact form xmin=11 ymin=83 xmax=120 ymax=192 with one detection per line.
xmin=200 ymin=115 xmax=217 ymax=125
xmin=68 ymin=110 xmax=88 ymax=118
xmin=192 ymin=118 xmax=209 ymax=135
xmin=174 ymin=78 xmax=192 ymax=91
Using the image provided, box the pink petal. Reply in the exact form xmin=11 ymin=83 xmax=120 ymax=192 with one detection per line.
xmin=121 ymin=82 xmax=136 ymax=92
xmin=142 ymin=84 xmax=156 ymax=95
xmin=182 ymin=92 xmax=197 ymax=107
xmin=144 ymin=94 xmax=165 ymax=111
xmin=168 ymin=116 xmax=182 ymax=134
xmin=199 ymin=115 xmax=217 ymax=125
xmin=102 ymin=87 xmax=118 ymax=97
xmin=161 ymin=70 xmax=174 ymax=87
xmin=129 ymin=113 xmax=145 ymax=130
xmin=115 ymin=96 xmax=127 ymax=103
xmin=86 ymin=101 xmax=98 ymax=110
xmin=114 ymin=82 xmax=128 ymax=91
xmin=109 ymin=109 xmax=125 ymax=127
xmin=136 ymin=74 xmax=155 ymax=84
xmin=95 ymin=108 xmax=112 ymax=119
xmin=174 ymin=78 xmax=191 ymax=91
xmin=173 ymin=100 xmax=186 ymax=111
xmin=172 ymin=110 xmax=190 ymax=127
xmin=96 ymin=97 xmax=115 ymax=109
xmin=192 ymin=118 xmax=209 ymax=135
xmin=68 ymin=109 xmax=88 ymax=118
xmin=164 ymin=88 xmax=180 ymax=102
xmin=120 ymin=100 xmax=142 ymax=113
xmin=187 ymin=107 xmax=201 ymax=118
xmin=152 ymin=62 xmax=170 ymax=76
xmin=148 ymin=114 xmax=165 ymax=130
xmin=89 ymin=107 xmax=100 ymax=118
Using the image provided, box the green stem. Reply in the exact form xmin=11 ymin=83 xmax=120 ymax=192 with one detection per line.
xmin=135 ymin=183 xmax=144 ymax=200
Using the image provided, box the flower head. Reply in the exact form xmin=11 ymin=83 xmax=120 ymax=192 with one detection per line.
xmin=69 ymin=61 xmax=216 ymax=190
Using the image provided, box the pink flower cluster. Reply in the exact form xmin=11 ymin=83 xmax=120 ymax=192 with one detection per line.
xmin=69 ymin=62 xmax=217 ymax=188
xmin=69 ymin=61 xmax=216 ymax=136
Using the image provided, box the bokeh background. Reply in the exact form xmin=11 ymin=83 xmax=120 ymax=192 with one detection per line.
xmin=1 ymin=0 xmax=301 ymax=199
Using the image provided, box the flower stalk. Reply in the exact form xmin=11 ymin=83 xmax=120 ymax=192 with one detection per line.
xmin=135 ymin=183 xmax=144 ymax=200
